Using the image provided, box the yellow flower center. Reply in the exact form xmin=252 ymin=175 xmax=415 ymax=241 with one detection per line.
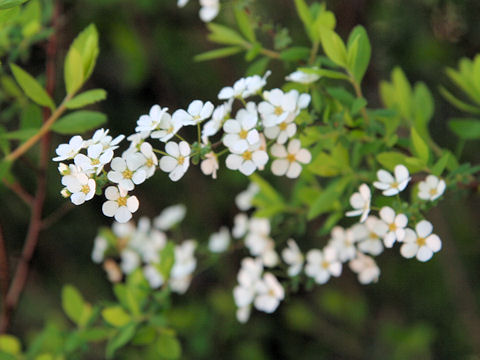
xmin=287 ymin=153 xmax=296 ymax=163
xmin=146 ymin=158 xmax=154 ymax=167
xmin=389 ymin=223 xmax=397 ymax=231
xmin=274 ymin=106 xmax=283 ymax=116
xmin=242 ymin=151 xmax=252 ymax=160
xmin=91 ymin=158 xmax=100 ymax=165
xmin=416 ymin=237 xmax=426 ymax=247
xmin=279 ymin=122 xmax=287 ymax=131
xmin=391 ymin=181 xmax=399 ymax=189
xmin=321 ymin=261 xmax=329 ymax=269
xmin=167 ymin=126 xmax=173 ymax=134
xmin=369 ymin=232 xmax=378 ymax=240
xmin=178 ymin=155 xmax=185 ymax=165
xmin=429 ymin=188 xmax=437 ymax=196
xmin=239 ymin=129 xmax=248 ymax=139
xmin=193 ymin=115 xmax=201 ymax=121
xmin=81 ymin=185 xmax=90 ymax=194
xmin=117 ymin=196 xmax=128 ymax=207
xmin=122 ymin=169 xmax=133 ymax=179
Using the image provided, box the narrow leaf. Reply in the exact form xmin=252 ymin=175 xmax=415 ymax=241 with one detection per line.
xmin=194 ymin=46 xmax=243 ymax=62
xmin=10 ymin=63 xmax=55 ymax=110
xmin=65 ymin=89 xmax=107 ymax=109
xmin=51 ymin=111 xmax=106 ymax=135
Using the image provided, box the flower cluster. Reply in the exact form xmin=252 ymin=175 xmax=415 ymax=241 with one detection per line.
xmin=177 ymin=0 xmax=220 ymax=23
xmin=53 ymin=71 xmax=312 ymax=223
xmin=91 ymin=204 xmax=197 ymax=294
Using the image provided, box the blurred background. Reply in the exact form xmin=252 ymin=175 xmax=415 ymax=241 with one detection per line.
xmin=1 ymin=0 xmax=479 ymax=358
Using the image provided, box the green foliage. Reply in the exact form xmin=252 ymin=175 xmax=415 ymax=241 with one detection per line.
xmin=65 ymin=89 xmax=107 ymax=109
xmin=51 ymin=111 xmax=107 ymax=134
xmin=10 ymin=63 xmax=55 ymax=110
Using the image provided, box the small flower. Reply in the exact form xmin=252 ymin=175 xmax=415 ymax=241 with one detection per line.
xmin=226 ymin=142 xmax=268 ymax=176
xmin=232 ymin=213 xmax=249 ymax=238
xmin=234 ymin=257 xmax=263 ymax=316
xmin=270 ymin=139 xmax=311 ymax=178
xmin=373 ymin=164 xmax=410 ymax=196
xmin=208 ymin=227 xmax=230 ymax=253
xmin=92 ymin=235 xmax=108 ymax=263
xmin=74 ymin=143 xmax=113 ymax=175
xmin=154 ymin=204 xmax=186 ymax=230
xmin=236 ymin=306 xmax=251 ymax=323
xmin=177 ymin=0 xmax=189 ymax=7
xmin=223 ymin=102 xmax=259 ymax=153
xmin=135 ymin=105 xmax=170 ymax=135
xmin=254 ymin=273 xmax=284 ymax=313
xmin=172 ymin=100 xmax=214 ymax=126
xmin=378 ymin=206 xmax=408 ymax=248
xmin=199 ymin=0 xmax=219 ymax=22
xmin=120 ymin=249 xmax=140 ymax=274
xmin=328 ymin=226 xmax=357 ymax=262
xmin=150 ymin=111 xmax=183 ymax=143
xmin=107 ymin=154 xmax=147 ymax=191
xmin=418 ymin=175 xmax=446 ymax=201
xmin=281 ymin=239 xmax=304 ymax=277
xmin=218 ymin=72 xmax=270 ymax=100
xmin=400 ymin=220 xmax=442 ymax=262
xmin=159 ymin=141 xmax=191 ymax=181
xmin=305 ymin=247 xmax=342 ymax=284
xmin=87 ymin=128 xmax=124 ymax=151
xmin=170 ymin=240 xmax=197 ymax=281
xmin=52 ymin=135 xmax=84 ymax=161
xmin=202 ymin=103 xmax=230 ymax=142
xmin=245 ymin=218 xmax=278 ymax=267
xmin=138 ymin=142 xmax=158 ymax=178
xmin=345 ymin=184 xmax=371 ymax=222
xmin=264 ymin=116 xmax=296 ymax=144
xmin=356 ymin=216 xmax=388 ymax=256
xmin=235 ymin=183 xmax=259 ymax=211
xmin=143 ymin=265 xmax=164 ymax=289
xmin=258 ymin=89 xmax=298 ymax=127
xmin=61 ymin=173 xmax=96 ymax=205
xmin=285 ymin=69 xmax=320 ymax=84
xmin=102 ymin=186 xmax=140 ymax=223
xmin=349 ymin=252 xmax=380 ymax=284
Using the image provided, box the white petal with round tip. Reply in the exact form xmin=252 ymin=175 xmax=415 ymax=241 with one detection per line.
xmin=102 ymin=201 xmax=118 ymax=217
xmin=416 ymin=220 xmax=433 ymax=238
xmin=115 ymin=206 xmax=132 ymax=223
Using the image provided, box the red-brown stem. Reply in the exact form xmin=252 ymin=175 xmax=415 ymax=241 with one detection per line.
xmin=0 ymin=1 xmax=60 ymax=333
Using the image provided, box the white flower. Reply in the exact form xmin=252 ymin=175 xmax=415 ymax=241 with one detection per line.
xmin=159 ymin=141 xmax=191 ymax=181
xmin=254 ymin=273 xmax=284 ymax=313
xmin=356 ymin=216 xmax=388 ymax=256
xmin=270 ymin=139 xmax=311 ymax=178
xmin=245 ymin=218 xmax=278 ymax=267
xmin=144 ymin=265 xmax=164 ymax=289
xmin=92 ymin=235 xmax=108 ymax=263
xmin=226 ymin=142 xmax=268 ymax=176
xmin=169 ymin=276 xmax=192 ymax=294
xmin=150 ymin=111 xmax=183 ymax=143
xmin=328 ymin=226 xmax=357 ymax=262
xmin=86 ymin=128 xmax=124 ymax=151
xmin=120 ymin=249 xmax=140 ymax=274
xmin=285 ymin=69 xmax=320 ymax=84
xmin=232 ymin=213 xmax=249 ymax=238
xmin=138 ymin=142 xmax=158 ymax=178
xmin=234 ymin=257 xmax=263 ymax=319
xmin=223 ymin=102 xmax=259 ymax=153
xmin=112 ymin=221 xmax=136 ymax=238
xmin=107 ymin=154 xmax=147 ymax=191
xmin=305 ymin=246 xmax=342 ymax=284
xmin=52 ymin=135 xmax=84 ymax=161
xmin=74 ymin=143 xmax=113 ymax=175
xmin=418 ymin=175 xmax=446 ymax=201
xmin=373 ymin=164 xmax=410 ymax=196
xmin=258 ymin=89 xmax=298 ymax=127
xmin=345 ymin=184 xmax=371 ymax=223
xmin=208 ymin=227 xmax=230 ymax=253
xmin=170 ymin=240 xmax=197 ymax=283
xmin=154 ymin=204 xmax=186 ymax=230
xmin=264 ymin=116 xmax=296 ymax=145
xmin=400 ymin=220 xmax=442 ymax=262
xmin=218 ymin=72 xmax=270 ymax=100
xmin=200 ymin=152 xmax=219 ymax=179
xmin=202 ymin=103 xmax=230 ymax=142
xmin=235 ymin=182 xmax=259 ymax=211
xmin=61 ymin=172 xmax=96 ymax=205
xmin=199 ymin=0 xmax=219 ymax=22
xmin=102 ymin=186 xmax=140 ymax=223
xmin=281 ymin=239 xmax=304 ymax=276
xmin=177 ymin=0 xmax=189 ymax=7
xmin=135 ymin=105 xmax=170 ymax=135
xmin=236 ymin=306 xmax=251 ymax=323
xmin=172 ymin=100 xmax=214 ymax=126
xmin=379 ymin=206 xmax=408 ymax=248
xmin=349 ymin=252 xmax=380 ymax=284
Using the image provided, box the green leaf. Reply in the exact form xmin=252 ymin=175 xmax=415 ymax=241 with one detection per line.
xmin=0 ymin=128 xmax=38 ymax=140
xmin=346 ymin=26 xmax=371 ymax=84
xmin=67 ymin=24 xmax=99 ymax=84
xmin=320 ymin=29 xmax=347 ymax=67
xmin=413 ymin=82 xmax=434 ymax=126
xmin=0 ymin=335 xmax=21 ymax=355
xmin=246 ymin=57 xmax=270 ymax=76
xmin=194 ymin=46 xmax=243 ymax=62
xmin=105 ymin=323 xmax=137 ymax=359
xmin=157 ymin=332 xmax=182 ymax=359
xmin=159 ymin=242 xmax=175 ymax=279
xmin=280 ymin=47 xmax=310 ymax=62
xmin=391 ymin=67 xmax=412 ymax=119
xmin=64 ymin=47 xmax=84 ymax=94
xmin=131 ymin=325 xmax=156 ymax=345
xmin=0 ymin=0 xmax=27 ymax=10
xmin=294 ymin=0 xmax=314 ymax=41
xmin=411 ymin=127 xmax=430 ymax=164
xmin=62 ymin=285 xmax=85 ymax=326
xmin=351 ymin=97 xmax=367 ymax=115
xmin=20 ymin=103 xmax=42 ymax=129
xmin=299 ymin=67 xmax=349 ymax=80
xmin=51 ymin=110 xmax=106 ymax=135
xmin=206 ymin=23 xmax=247 ymax=46
xmin=448 ymin=118 xmax=480 ymax=139
xmin=234 ymin=6 xmax=255 ymax=42
xmin=102 ymin=306 xmax=131 ymax=328
xmin=439 ymin=86 xmax=480 ymax=115
xmin=377 ymin=152 xmax=426 ymax=173
xmin=65 ymin=89 xmax=107 ymax=109
xmin=10 ymin=63 xmax=55 ymax=110
xmin=308 ymin=178 xmax=350 ymax=220
xmin=431 ymin=152 xmax=450 ymax=176
xmin=249 ymin=173 xmax=284 ymax=204
xmin=0 ymin=160 xmax=12 ymax=181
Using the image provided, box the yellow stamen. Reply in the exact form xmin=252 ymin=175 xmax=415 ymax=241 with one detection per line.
xmin=287 ymin=154 xmax=296 ymax=163
xmin=429 ymin=188 xmax=437 ymax=196
xmin=178 ymin=156 xmax=185 ymax=165
xmin=391 ymin=181 xmax=399 ymax=189
xmin=416 ymin=237 xmax=426 ymax=247
xmin=117 ymin=196 xmax=127 ymax=207
xmin=122 ymin=169 xmax=133 ymax=179
xmin=81 ymin=185 xmax=90 ymax=194
xmin=91 ymin=158 xmax=100 ymax=165
xmin=321 ymin=261 xmax=329 ymax=269
xmin=274 ymin=106 xmax=283 ymax=116
xmin=389 ymin=223 xmax=397 ymax=231
xmin=239 ymin=129 xmax=248 ymax=139
xmin=242 ymin=151 xmax=252 ymax=160
xmin=279 ymin=122 xmax=287 ymax=131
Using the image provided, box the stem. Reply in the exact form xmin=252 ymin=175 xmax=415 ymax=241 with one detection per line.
xmin=197 ymin=123 xmax=201 ymax=144
xmin=456 ymin=138 xmax=466 ymax=159
xmin=349 ymin=76 xmax=370 ymax=126
xmin=308 ymin=41 xmax=319 ymax=65
xmin=174 ymin=133 xmax=187 ymax=142
xmin=152 ymin=148 xmax=169 ymax=156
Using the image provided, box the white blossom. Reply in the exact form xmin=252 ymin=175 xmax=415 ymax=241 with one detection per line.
xmin=86 ymin=128 xmax=124 ymax=151
xmin=170 ymin=240 xmax=197 ymax=293
xmin=218 ymin=71 xmax=270 ymax=100
xmin=120 ymin=249 xmax=140 ymax=274
xmin=305 ymin=246 xmax=342 ymax=284
xmin=254 ymin=273 xmax=284 ymax=313
xmin=177 ymin=0 xmax=189 ymax=7
xmin=379 ymin=206 xmax=408 ymax=248
xmin=208 ymin=227 xmax=230 ymax=253
xmin=356 ymin=216 xmax=388 ymax=256
xmin=144 ymin=265 xmax=164 ymax=289
xmin=418 ymin=175 xmax=446 ymax=201
xmin=172 ymin=100 xmax=214 ymax=126
xmin=400 ymin=220 xmax=442 ymax=262
xmin=202 ymin=103 xmax=230 ymax=142
xmin=235 ymin=182 xmax=259 ymax=211
xmin=154 ymin=204 xmax=186 ymax=230
xmin=52 ymin=135 xmax=84 ymax=161
xmin=92 ymin=235 xmax=108 ymax=263
xmin=258 ymin=89 xmax=298 ymax=127
xmin=349 ymin=252 xmax=380 ymax=284
xmin=199 ymin=0 xmax=219 ymax=22
xmin=150 ymin=111 xmax=183 ymax=143
xmin=245 ymin=218 xmax=278 ymax=267
xmin=264 ymin=116 xmax=297 ymax=144
xmin=102 ymin=186 xmax=140 ymax=223
xmin=61 ymin=172 xmax=96 ymax=205
xmin=270 ymin=139 xmax=311 ymax=178
xmin=328 ymin=226 xmax=357 ymax=262
xmin=135 ymin=105 xmax=170 ymax=135
xmin=226 ymin=142 xmax=268 ymax=176
xmin=232 ymin=213 xmax=249 ymax=239
xmin=281 ymin=239 xmax=304 ymax=276
xmin=286 ymin=69 xmax=320 ymax=84
xmin=107 ymin=153 xmax=147 ymax=191
xmin=74 ymin=143 xmax=113 ymax=175
xmin=373 ymin=164 xmax=410 ymax=196
xmin=200 ymin=152 xmax=219 ymax=179
xmin=159 ymin=141 xmax=191 ymax=181
xmin=223 ymin=102 xmax=259 ymax=153
xmin=138 ymin=142 xmax=158 ymax=178
xmin=345 ymin=184 xmax=371 ymax=222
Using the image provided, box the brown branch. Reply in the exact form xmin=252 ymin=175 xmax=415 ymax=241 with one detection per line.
xmin=1 ymin=180 xmax=33 ymax=207
xmin=0 ymin=1 xmax=60 ymax=333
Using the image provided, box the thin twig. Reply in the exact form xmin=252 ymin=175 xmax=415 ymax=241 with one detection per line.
xmin=1 ymin=180 xmax=33 ymax=206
